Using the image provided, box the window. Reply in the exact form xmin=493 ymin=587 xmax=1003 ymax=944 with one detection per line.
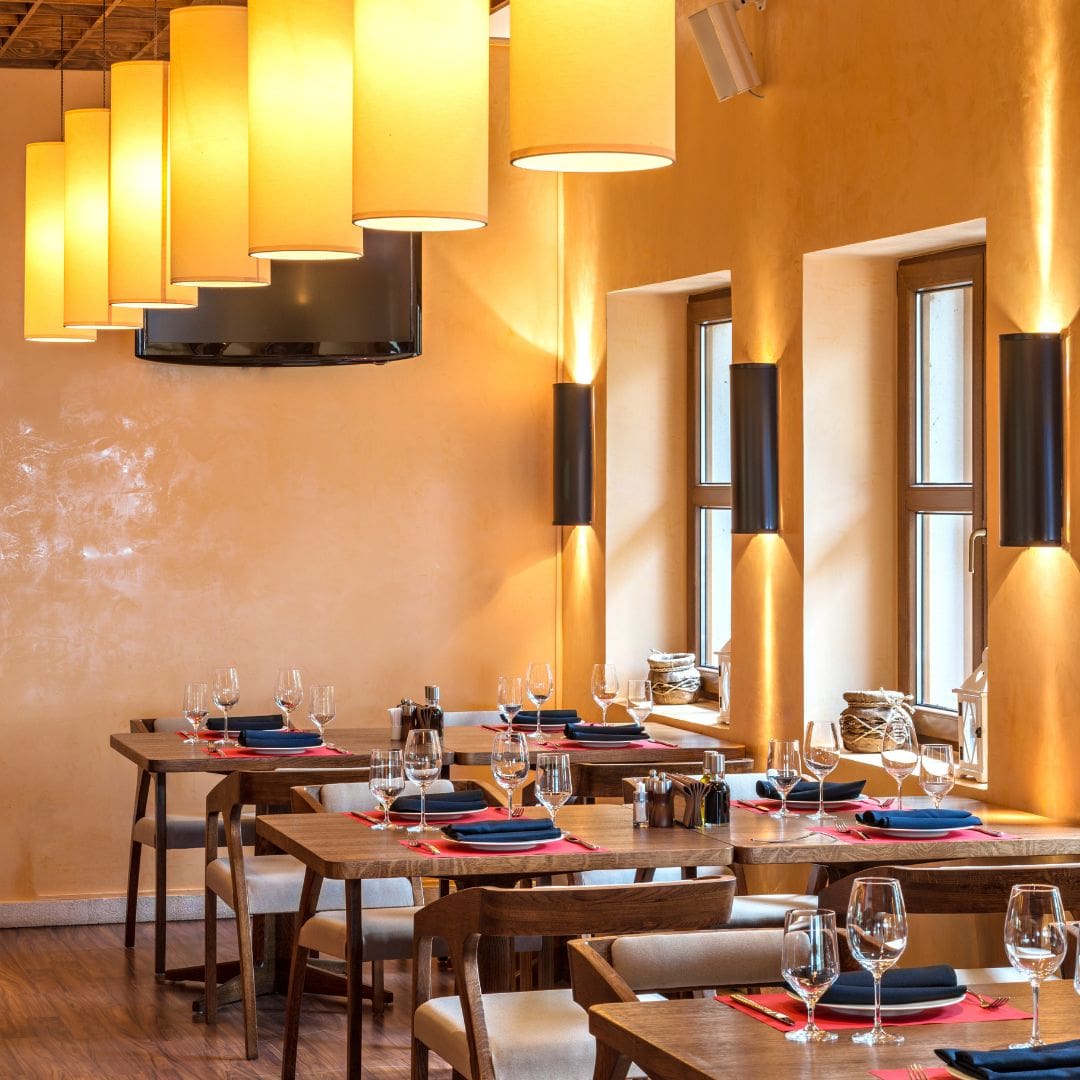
xmin=897 ymin=247 xmax=986 ymax=726
xmin=688 ymin=291 xmax=733 ymax=675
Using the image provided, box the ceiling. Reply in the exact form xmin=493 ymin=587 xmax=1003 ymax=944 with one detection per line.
xmin=0 ymin=1 xmax=508 ymax=71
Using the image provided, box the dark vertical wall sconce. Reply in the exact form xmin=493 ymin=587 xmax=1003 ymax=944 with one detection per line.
xmin=1000 ymin=332 xmax=1063 ymax=547
xmin=553 ymin=382 xmax=593 ymax=526
xmin=731 ymin=362 xmax=779 ymax=534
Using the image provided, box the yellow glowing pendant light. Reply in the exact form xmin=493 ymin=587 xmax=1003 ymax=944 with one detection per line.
xmin=248 ymin=0 xmax=363 ymax=260
xmin=352 ymin=0 xmax=488 ymax=232
xmin=510 ymin=0 xmax=675 ymax=173
xmin=24 ymin=143 xmax=95 ymax=343
xmin=170 ymin=5 xmax=270 ymax=287
xmin=63 ymin=108 xmax=142 ymax=330
xmin=109 ymin=61 xmax=197 ymax=308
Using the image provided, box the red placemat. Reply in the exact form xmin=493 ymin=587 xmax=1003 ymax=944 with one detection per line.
xmin=807 ymin=825 xmax=1021 ymax=844
xmin=346 ymin=807 xmax=510 ymax=827
xmin=203 ymin=745 xmax=344 ymax=759
xmin=716 ymin=991 xmax=1031 ymax=1032
xmin=871 ymin=1071 xmax=950 ymax=1079
xmin=739 ymin=798 xmax=880 ymax=814
xmin=542 ymin=739 xmax=676 ymax=752
xmin=397 ymin=836 xmax=609 ymax=858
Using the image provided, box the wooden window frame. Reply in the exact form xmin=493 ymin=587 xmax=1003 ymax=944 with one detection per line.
xmin=897 ymin=246 xmax=986 ymax=732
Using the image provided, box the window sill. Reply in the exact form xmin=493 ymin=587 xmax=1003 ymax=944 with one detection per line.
xmin=651 ymin=699 xmax=733 ymax=738
xmin=836 ymin=748 xmax=988 ymax=793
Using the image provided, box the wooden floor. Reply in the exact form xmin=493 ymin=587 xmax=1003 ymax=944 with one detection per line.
xmin=0 ymin=919 xmax=455 ymax=1079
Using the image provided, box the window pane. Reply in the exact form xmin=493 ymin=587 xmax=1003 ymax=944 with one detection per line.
xmin=699 ymin=507 xmax=732 ymax=664
xmin=700 ymin=320 xmax=732 ymax=484
xmin=916 ymin=285 xmax=972 ymax=483
xmin=915 ymin=512 xmax=973 ymax=709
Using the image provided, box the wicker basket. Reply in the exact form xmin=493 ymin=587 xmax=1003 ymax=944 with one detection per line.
xmin=647 ymin=652 xmax=701 ymax=705
xmin=839 ymin=690 xmax=915 ymax=752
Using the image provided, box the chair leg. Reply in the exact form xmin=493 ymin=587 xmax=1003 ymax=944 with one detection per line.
xmin=280 ymin=940 xmax=311 ymax=1080
xmin=411 ymin=1037 xmax=430 ymax=1080
xmin=204 ymin=888 xmax=218 ymax=1025
xmin=593 ymin=1042 xmax=631 ymax=1080
xmin=153 ymin=774 xmax=168 ymax=976
xmin=234 ymin=903 xmax=259 ymax=1059
xmin=370 ymin=960 xmax=386 ymax=1017
xmin=124 ymin=840 xmax=143 ymax=949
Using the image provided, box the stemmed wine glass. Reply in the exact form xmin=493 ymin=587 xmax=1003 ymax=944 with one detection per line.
xmin=847 ymin=876 xmax=909 ymax=1046
xmin=274 ymin=668 xmax=304 ymax=731
xmin=626 ymin=680 xmax=653 ymax=725
xmin=211 ymin=667 xmax=240 ymax=748
xmin=525 ymin=662 xmax=553 ymax=741
xmin=918 ymin=743 xmax=955 ymax=809
xmin=535 ymin=752 xmax=572 ymax=828
xmin=781 ymin=909 xmax=840 ymax=1043
xmin=182 ymin=681 xmax=209 ymax=744
xmin=309 ymin=684 xmax=336 ymax=748
xmin=591 ymin=663 xmax=619 ymax=724
xmin=881 ymin=718 xmax=919 ymax=810
xmin=803 ymin=718 xmax=842 ymax=822
xmin=1005 ymin=883 xmax=1067 ymax=1049
xmin=403 ymin=728 xmax=442 ymax=833
xmin=368 ymin=748 xmax=405 ymax=830
xmin=767 ymin=738 xmax=802 ymax=818
xmin=491 ymin=731 xmax=530 ymax=818
xmin=497 ymin=675 xmax=523 ymax=729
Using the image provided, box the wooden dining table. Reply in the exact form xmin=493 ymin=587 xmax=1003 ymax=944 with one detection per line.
xmin=588 ymin=979 xmax=1080 ymax=1079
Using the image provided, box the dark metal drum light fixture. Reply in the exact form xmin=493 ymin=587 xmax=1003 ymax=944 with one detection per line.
xmin=731 ymin=362 xmax=779 ymax=534
xmin=553 ymin=382 xmax=594 ymax=526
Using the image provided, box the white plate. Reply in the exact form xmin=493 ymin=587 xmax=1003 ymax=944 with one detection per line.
xmin=858 ymin=824 xmax=963 ymax=839
xmin=565 ymin=739 xmax=643 ymax=749
xmin=444 ymin=832 xmax=565 ymax=852
xmin=942 ymin=1066 xmax=980 ymax=1080
xmin=389 ymin=806 xmax=490 ymax=821
xmin=246 ymin=743 xmax=324 ymax=755
xmin=761 ymin=798 xmax=863 ymax=810
xmin=790 ymin=988 xmax=966 ymax=1018
xmin=510 ymin=723 xmax=566 ymax=732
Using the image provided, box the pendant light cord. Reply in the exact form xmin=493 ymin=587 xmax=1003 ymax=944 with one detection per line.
xmin=101 ymin=0 xmax=107 ymax=106
xmin=153 ymin=0 xmax=159 ymax=61
xmin=58 ymin=14 xmax=64 ymax=137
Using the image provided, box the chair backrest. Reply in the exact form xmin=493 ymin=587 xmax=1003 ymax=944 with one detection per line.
xmin=725 ymin=770 xmax=768 ymax=801
xmin=443 ymin=710 xmax=502 ymax=728
xmin=413 ymin=878 xmax=735 ymax=1080
xmin=133 ymin=716 xmax=189 ymax=734
xmin=317 ymin=778 xmax=456 ymax=814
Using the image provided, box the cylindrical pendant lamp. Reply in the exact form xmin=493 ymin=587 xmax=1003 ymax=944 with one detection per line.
xmin=248 ymin=0 xmax=363 ymax=260
xmin=510 ymin=0 xmax=675 ymax=173
xmin=731 ymin=363 xmax=779 ymax=534
xmin=170 ymin=5 xmax=270 ymax=287
xmin=352 ymin=0 xmax=488 ymax=231
xmin=1000 ymin=332 xmax=1063 ymax=546
xmin=63 ymin=109 xmax=142 ymax=330
xmin=553 ymin=383 xmax=594 ymax=526
xmin=109 ymin=61 xmax=197 ymax=309
xmin=24 ymin=142 xmax=95 ymax=343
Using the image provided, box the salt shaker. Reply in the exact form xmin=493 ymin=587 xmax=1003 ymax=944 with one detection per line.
xmin=633 ymin=780 xmax=649 ymax=828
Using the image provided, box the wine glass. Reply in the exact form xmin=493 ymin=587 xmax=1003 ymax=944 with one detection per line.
xmin=211 ymin=667 xmax=240 ymax=747
xmin=781 ymin=909 xmax=840 ymax=1043
xmin=182 ymin=681 xmax=209 ymax=744
xmin=525 ymin=662 xmax=553 ymax=741
xmin=274 ymin=668 xmax=303 ymax=731
xmin=918 ymin=744 xmax=954 ymax=809
xmin=368 ymin=748 xmax=405 ymax=830
xmin=846 ymin=876 xmax=909 ymax=1046
xmin=591 ymin=663 xmax=619 ymax=724
xmin=490 ymin=731 xmax=530 ymax=818
xmin=626 ymin=680 xmax=653 ymax=725
xmin=403 ymin=728 xmax=443 ymax=833
xmin=881 ymin=718 xmax=919 ymax=810
xmin=803 ymin=718 xmax=842 ymax=822
xmin=309 ymin=684 xmax=336 ymax=748
xmin=1072 ymin=923 xmax=1080 ymax=998
xmin=1004 ymin=883 xmax=1067 ymax=1048
xmin=497 ymin=675 xmax=523 ymax=729
xmin=535 ymin=752 xmax=572 ymax=827
xmin=767 ymin=738 xmax=801 ymax=818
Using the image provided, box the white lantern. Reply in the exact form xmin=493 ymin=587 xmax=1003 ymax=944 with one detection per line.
xmin=715 ymin=639 xmax=732 ymax=725
xmin=954 ymin=647 xmax=988 ymax=783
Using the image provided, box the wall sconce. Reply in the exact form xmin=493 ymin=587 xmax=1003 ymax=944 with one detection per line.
xmin=730 ymin=362 xmax=779 ymax=533
xmin=553 ymin=383 xmax=593 ymax=526
xmin=1000 ymin=332 xmax=1063 ymax=546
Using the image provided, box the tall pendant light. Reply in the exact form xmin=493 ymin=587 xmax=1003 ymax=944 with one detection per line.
xmin=170 ymin=4 xmax=270 ymax=287
xmin=63 ymin=108 xmax=142 ymax=330
xmin=109 ymin=61 xmax=197 ymax=308
xmin=510 ymin=0 xmax=675 ymax=173
xmin=247 ymin=0 xmax=363 ymax=260
xmin=352 ymin=0 xmax=488 ymax=232
xmin=24 ymin=143 xmax=95 ymax=343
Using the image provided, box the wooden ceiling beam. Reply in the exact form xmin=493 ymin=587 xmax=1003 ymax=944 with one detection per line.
xmin=0 ymin=1 xmax=44 ymax=59
xmin=53 ymin=0 xmax=122 ymax=67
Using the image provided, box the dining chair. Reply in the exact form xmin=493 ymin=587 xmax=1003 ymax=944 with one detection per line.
xmin=411 ymin=876 xmax=736 ymax=1080
xmin=571 ymin=757 xmax=755 ymax=802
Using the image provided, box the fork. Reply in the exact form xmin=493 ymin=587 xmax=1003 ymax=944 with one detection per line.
xmin=831 ymin=819 xmax=871 ymax=841
xmin=864 ymin=795 xmax=895 ymax=808
xmin=907 ymin=1066 xmax=930 ymax=1080
xmin=967 ymin=990 xmax=1009 ymax=1009
xmin=511 ymin=807 xmax=525 ymax=818
xmin=749 ymin=834 xmax=812 ymax=844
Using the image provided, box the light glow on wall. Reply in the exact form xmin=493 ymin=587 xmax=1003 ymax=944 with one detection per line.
xmin=1032 ymin=4 xmax=1060 ymax=332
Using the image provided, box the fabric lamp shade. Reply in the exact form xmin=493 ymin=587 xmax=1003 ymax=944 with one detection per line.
xmin=108 ymin=61 xmax=197 ymax=308
xmin=169 ymin=5 xmax=270 ymax=287
xmin=247 ymin=0 xmax=363 ymax=260
xmin=24 ymin=142 xmax=95 ymax=342
xmin=510 ymin=0 xmax=675 ymax=173
xmin=63 ymin=109 xmax=142 ymax=330
xmin=352 ymin=0 xmax=488 ymax=231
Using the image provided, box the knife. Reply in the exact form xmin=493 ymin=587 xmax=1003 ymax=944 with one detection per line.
xmin=730 ymin=993 xmax=797 ymax=1026
xmin=970 ymin=826 xmax=1011 ymax=838
xmin=407 ymin=839 xmax=444 ymax=856
xmin=563 ymin=834 xmax=601 ymax=851
xmin=351 ymin=811 xmax=382 ymax=826
xmin=734 ymin=800 xmax=770 ymax=814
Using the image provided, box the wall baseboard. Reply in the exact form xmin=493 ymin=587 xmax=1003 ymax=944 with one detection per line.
xmin=0 ymin=893 xmax=234 ymax=929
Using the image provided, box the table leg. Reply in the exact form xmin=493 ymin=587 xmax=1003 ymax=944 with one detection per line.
xmin=345 ymin=879 xmax=365 ymax=1080
xmin=154 ymin=773 xmax=167 ymax=978
xmin=282 ymin=868 xmax=324 ymax=1080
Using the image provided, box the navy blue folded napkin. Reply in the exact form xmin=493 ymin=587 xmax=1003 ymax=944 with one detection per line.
xmin=820 ymin=964 xmax=963 ymax=1007
xmin=205 ymin=714 xmax=283 ymax=732
xmin=854 ymin=808 xmax=982 ymax=830
xmin=517 ymin=709 xmax=581 ymax=722
xmin=936 ymin=1038 xmax=1080 ymax=1079
xmin=237 ymin=729 xmax=322 ymax=748
xmin=442 ymin=817 xmax=561 ymax=843
xmin=755 ymin=778 xmax=866 ymax=802
xmin=390 ymin=790 xmax=487 ymax=814
xmin=564 ymin=721 xmax=646 ymax=741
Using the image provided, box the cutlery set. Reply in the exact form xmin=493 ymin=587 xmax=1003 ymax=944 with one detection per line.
xmin=729 ymin=993 xmax=796 ymax=1026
